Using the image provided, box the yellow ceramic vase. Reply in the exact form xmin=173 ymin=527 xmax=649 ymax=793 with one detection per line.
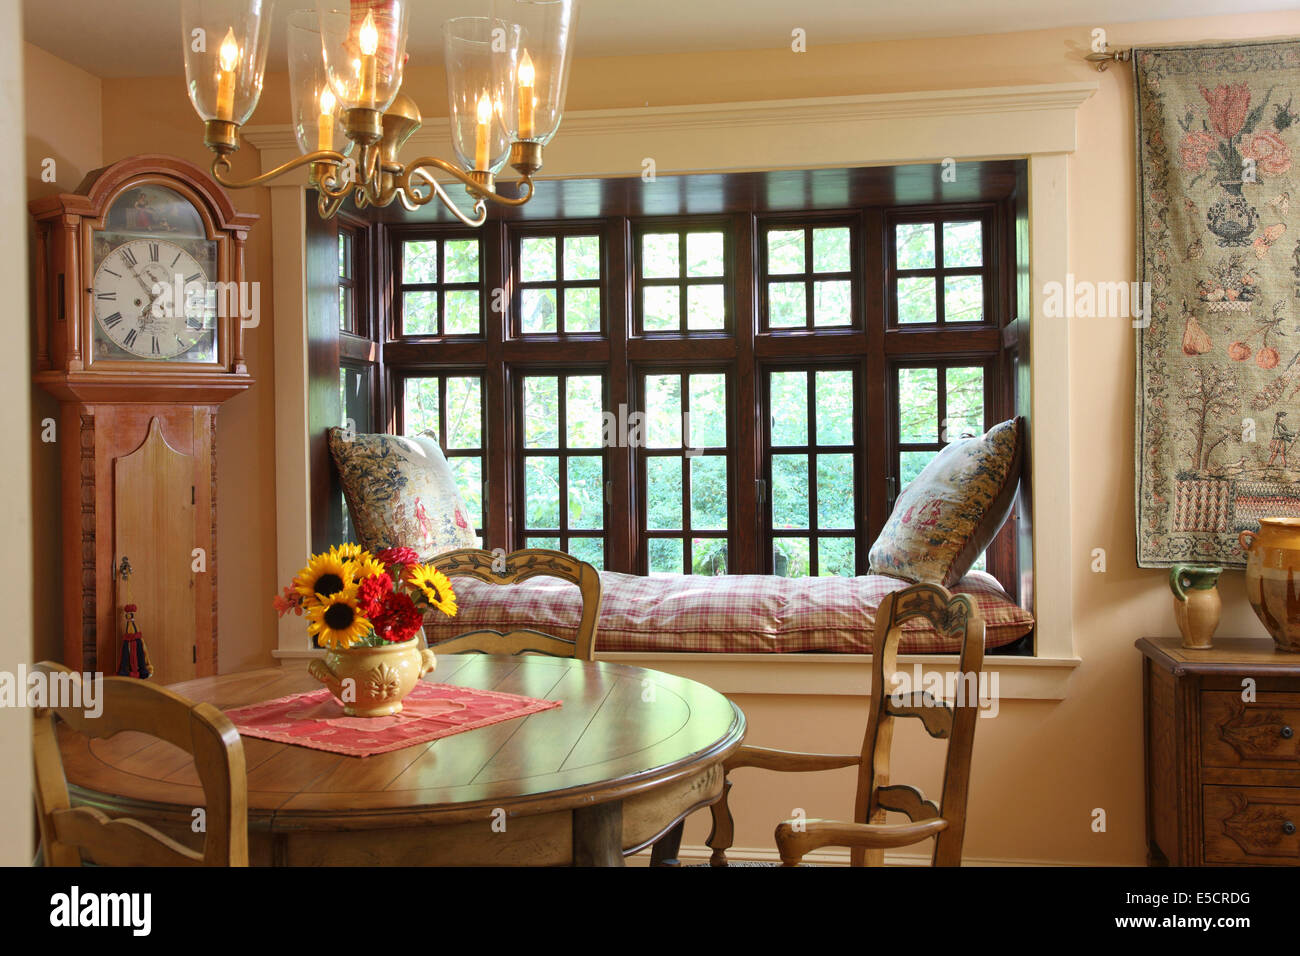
xmin=1239 ymin=517 xmax=1300 ymax=653
xmin=307 ymin=636 xmax=437 ymax=717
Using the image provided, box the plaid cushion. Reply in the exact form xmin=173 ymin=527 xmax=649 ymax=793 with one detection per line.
xmin=422 ymin=570 xmax=1033 ymax=654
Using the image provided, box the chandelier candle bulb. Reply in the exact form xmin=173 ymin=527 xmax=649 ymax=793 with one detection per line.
xmin=518 ymin=49 xmax=535 ymax=139
xmin=359 ymin=10 xmax=379 ymax=109
xmin=317 ymin=88 xmax=335 ymax=151
xmin=474 ymin=92 xmax=492 ymax=170
xmin=215 ymin=28 xmax=239 ymax=122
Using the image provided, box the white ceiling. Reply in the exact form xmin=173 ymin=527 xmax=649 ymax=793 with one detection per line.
xmin=23 ymin=0 xmax=1300 ymax=78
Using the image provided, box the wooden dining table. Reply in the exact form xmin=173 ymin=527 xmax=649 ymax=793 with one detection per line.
xmin=57 ymin=654 xmax=746 ymax=866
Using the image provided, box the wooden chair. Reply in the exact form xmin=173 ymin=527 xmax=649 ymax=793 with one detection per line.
xmin=429 ymin=548 xmax=602 ymax=661
xmin=706 ymin=582 xmax=986 ymax=867
xmin=32 ymin=661 xmax=248 ymax=866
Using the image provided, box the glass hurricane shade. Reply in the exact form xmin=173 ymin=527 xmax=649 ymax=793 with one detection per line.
xmin=316 ymin=1 xmax=410 ymax=113
xmin=182 ymin=0 xmax=275 ymax=125
xmin=287 ymin=9 xmax=353 ymax=156
xmin=443 ymin=18 xmax=514 ymax=174
xmin=490 ymin=0 xmax=577 ymax=145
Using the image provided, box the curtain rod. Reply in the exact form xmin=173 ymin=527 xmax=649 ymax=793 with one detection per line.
xmin=1084 ymin=46 xmax=1132 ymax=71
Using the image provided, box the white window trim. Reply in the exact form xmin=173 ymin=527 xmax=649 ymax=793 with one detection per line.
xmin=250 ymin=81 xmax=1095 ymax=700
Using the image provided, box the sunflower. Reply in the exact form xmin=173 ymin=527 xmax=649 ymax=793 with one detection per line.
xmin=406 ymin=564 xmax=458 ymax=617
xmin=306 ymin=588 xmax=372 ymax=649
xmin=351 ymin=554 xmax=388 ymax=581
xmin=331 ymin=543 xmax=365 ymax=564
xmin=294 ymin=551 xmax=356 ymax=607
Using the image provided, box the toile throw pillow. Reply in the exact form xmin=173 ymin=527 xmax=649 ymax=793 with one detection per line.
xmin=868 ymin=417 xmax=1023 ymax=587
xmin=327 ymin=427 xmax=479 ymax=560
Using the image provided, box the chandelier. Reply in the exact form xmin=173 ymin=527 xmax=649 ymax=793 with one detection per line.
xmin=181 ymin=1 xmax=578 ymax=223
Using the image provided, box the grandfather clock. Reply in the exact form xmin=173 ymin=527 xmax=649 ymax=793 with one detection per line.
xmin=30 ymin=155 xmax=256 ymax=683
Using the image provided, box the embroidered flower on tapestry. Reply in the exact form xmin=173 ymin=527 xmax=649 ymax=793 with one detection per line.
xmin=1135 ymin=39 xmax=1300 ymax=567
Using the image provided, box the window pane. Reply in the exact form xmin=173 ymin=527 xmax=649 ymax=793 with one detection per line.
xmin=444 ymin=290 xmax=480 ymax=335
xmin=897 ymin=277 xmax=936 ymax=324
xmin=402 ymin=377 xmax=439 ymax=440
xmin=402 ymin=291 xmax=438 ymax=334
xmin=686 ymin=232 xmax=725 ymax=277
xmin=564 ymin=235 xmax=600 ymax=281
xmin=564 ymin=287 xmax=601 ymax=333
xmin=524 ymin=376 xmax=559 ymax=448
xmin=443 ymin=239 xmax=479 ymax=283
xmin=403 ymin=239 xmax=438 ymax=283
xmin=686 ymin=284 xmax=725 ymax=330
xmin=767 ymin=229 xmax=804 ymax=274
xmin=816 ymin=453 xmax=855 ymax=529
xmin=646 ymin=457 xmax=683 ymax=530
xmin=813 ymin=279 xmax=851 ymax=326
xmin=768 ymin=281 xmax=806 ymax=327
xmin=945 ymin=366 xmax=985 ymax=441
xmin=520 ymin=236 xmax=555 ymax=282
xmin=450 ymin=456 xmax=482 ymax=528
xmin=769 ymin=372 xmax=808 ymax=446
xmin=521 ymin=287 xmax=558 ymax=333
xmin=524 ymin=456 xmax=560 ymax=528
xmin=643 ymin=285 xmax=679 ymax=331
xmin=692 ymin=538 xmax=728 ymax=575
xmin=895 ymin=222 xmax=934 ymax=270
xmin=568 ymin=536 xmax=605 ymax=570
xmin=339 ymin=289 xmax=349 ymax=330
xmin=338 ymin=233 xmax=350 ymax=278
xmin=818 ymin=537 xmax=855 ymax=577
xmin=900 ymin=450 xmax=937 ymax=488
xmin=943 ymin=221 xmax=982 ymax=267
xmin=566 ymin=375 xmax=604 ymax=447
xmin=774 ymin=537 xmax=809 ymax=577
xmin=815 ymin=370 xmax=853 ymax=446
xmin=444 ymin=377 xmax=481 ymax=448
xmin=644 ymin=374 xmax=682 ymax=448
xmin=813 ymin=227 xmax=850 ymax=273
xmin=689 ymin=456 xmax=728 ymax=530
xmin=898 ymin=367 xmax=939 ymax=443
xmin=567 ymin=456 xmax=604 ymax=530
xmin=526 ymin=536 xmax=560 ymax=550
xmin=649 ymin=538 xmax=684 ymax=575
xmin=642 ymin=233 xmax=679 ymax=278
xmin=688 ymin=373 xmax=727 ymax=449
xmin=772 ymin=454 xmax=810 ymax=529
xmin=944 ymin=275 xmax=983 ymax=323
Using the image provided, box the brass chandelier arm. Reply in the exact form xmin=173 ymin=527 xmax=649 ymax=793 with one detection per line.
xmin=210 ymin=150 xmax=345 ymax=189
xmin=399 ymin=168 xmax=489 ymax=226
xmin=401 ymin=156 xmax=536 ymax=206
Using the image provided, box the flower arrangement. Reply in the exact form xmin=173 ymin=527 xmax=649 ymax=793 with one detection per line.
xmin=274 ymin=545 xmax=457 ymax=649
xmin=1179 ymin=83 xmax=1292 ymax=185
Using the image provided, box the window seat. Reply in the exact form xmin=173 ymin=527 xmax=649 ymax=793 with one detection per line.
xmin=422 ymin=569 xmax=1033 ymax=655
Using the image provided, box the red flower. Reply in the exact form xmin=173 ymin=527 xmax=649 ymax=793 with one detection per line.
xmin=375 ymin=547 xmax=419 ymax=573
xmin=1179 ymin=131 xmax=1217 ymax=170
xmin=369 ymin=591 xmax=423 ymax=644
xmin=1241 ymin=131 xmax=1292 ymax=174
xmin=357 ymin=572 xmax=393 ymax=618
xmin=272 ymin=587 xmax=303 ymax=618
xmin=1199 ymin=83 xmax=1251 ymax=139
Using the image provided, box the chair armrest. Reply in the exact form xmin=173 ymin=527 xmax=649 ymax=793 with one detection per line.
xmin=774 ymin=818 xmax=949 ymax=866
xmin=724 ymin=745 xmax=860 ymax=774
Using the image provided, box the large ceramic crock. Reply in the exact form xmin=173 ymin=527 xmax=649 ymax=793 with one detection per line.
xmin=1239 ymin=517 xmax=1300 ymax=653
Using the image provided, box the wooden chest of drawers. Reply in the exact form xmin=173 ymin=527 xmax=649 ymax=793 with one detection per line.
xmin=1138 ymin=637 xmax=1300 ymax=866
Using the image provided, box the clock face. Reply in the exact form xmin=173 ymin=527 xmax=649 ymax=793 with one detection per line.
xmin=92 ymin=238 xmax=218 ymax=361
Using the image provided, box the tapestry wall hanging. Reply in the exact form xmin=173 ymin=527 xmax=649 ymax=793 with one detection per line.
xmin=1135 ymin=38 xmax=1300 ymax=567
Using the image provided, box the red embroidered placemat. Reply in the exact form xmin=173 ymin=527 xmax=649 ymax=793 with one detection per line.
xmin=225 ymin=681 xmax=562 ymax=757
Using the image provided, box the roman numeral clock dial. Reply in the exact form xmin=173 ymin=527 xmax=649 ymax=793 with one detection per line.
xmin=91 ymin=239 xmax=215 ymax=361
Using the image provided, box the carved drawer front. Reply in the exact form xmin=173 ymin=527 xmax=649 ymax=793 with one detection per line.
xmin=1201 ymin=692 xmax=1300 ymax=770
xmin=1203 ymin=786 xmax=1300 ymax=864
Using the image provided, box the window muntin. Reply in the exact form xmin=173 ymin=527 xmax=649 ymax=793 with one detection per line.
xmin=397 ymin=236 xmax=482 ymax=337
xmin=634 ymin=226 xmax=728 ymax=333
xmin=766 ymin=367 xmax=858 ymax=577
xmin=639 ymin=370 xmax=729 ymax=575
xmin=400 ymin=372 xmax=486 ymax=537
xmin=891 ymin=217 xmax=988 ymax=326
xmin=514 ymin=232 xmax=603 ymax=335
xmin=518 ymin=372 xmax=607 ymax=567
xmin=761 ymin=223 xmax=854 ymax=330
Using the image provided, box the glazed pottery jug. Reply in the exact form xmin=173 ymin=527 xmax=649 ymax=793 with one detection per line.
xmin=307 ymin=636 xmax=437 ymax=716
xmin=1239 ymin=517 xmax=1300 ymax=653
xmin=1169 ymin=565 xmax=1223 ymax=649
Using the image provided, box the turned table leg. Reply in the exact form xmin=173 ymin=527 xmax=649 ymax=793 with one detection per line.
xmin=573 ymin=801 xmax=625 ymax=867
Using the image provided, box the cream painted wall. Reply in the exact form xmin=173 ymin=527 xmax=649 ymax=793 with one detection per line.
xmin=22 ymin=9 xmax=1300 ymax=864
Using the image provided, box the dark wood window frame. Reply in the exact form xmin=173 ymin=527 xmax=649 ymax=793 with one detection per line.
xmin=757 ymin=213 xmax=860 ymax=333
xmin=510 ymin=223 xmax=608 ymax=339
xmin=632 ymin=218 xmax=735 ymax=336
